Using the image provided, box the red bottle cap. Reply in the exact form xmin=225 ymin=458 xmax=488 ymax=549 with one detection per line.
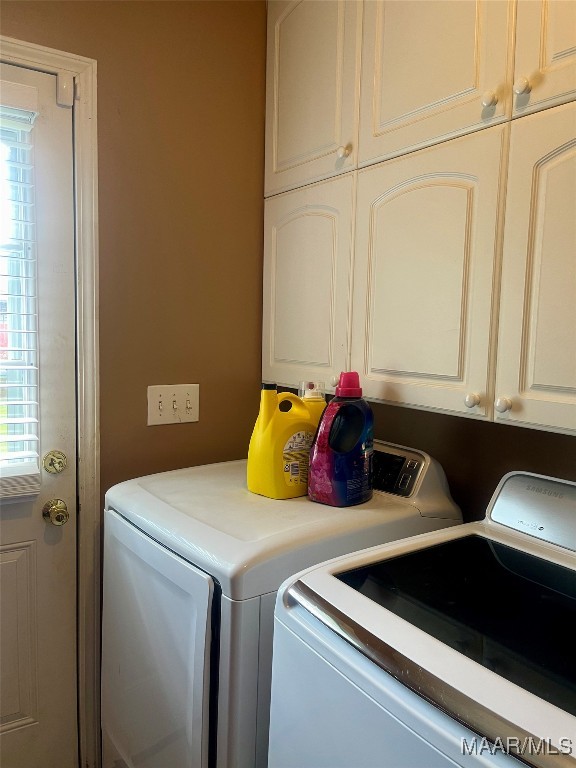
xmin=335 ymin=371 xmax=362 ymax=397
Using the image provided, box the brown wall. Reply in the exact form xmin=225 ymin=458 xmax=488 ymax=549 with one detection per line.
xmin=1 ymin=1 xmax=267 ymax=500
xmin=2 ymin=2 xmax=574 ymax=522
xmin=370 ymin=402 xmax=576 ymax=521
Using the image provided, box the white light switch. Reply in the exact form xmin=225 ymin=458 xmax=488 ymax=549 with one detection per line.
xmin=147 ymin=384 xmax=199 ymax=426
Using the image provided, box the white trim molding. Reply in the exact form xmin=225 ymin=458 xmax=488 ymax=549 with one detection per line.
xmin=0 ymin=36 xmax=100 ymax=768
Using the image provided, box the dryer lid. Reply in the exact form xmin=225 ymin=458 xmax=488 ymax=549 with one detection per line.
xmin=104 ymin=459 xmax=457 ymax=600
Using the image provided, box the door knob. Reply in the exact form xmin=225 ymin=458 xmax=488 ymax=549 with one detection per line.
xmin=336 ymin=144 xmax=351 ymax=159
xmin=42 ymin=499 xmax=69 ymax=526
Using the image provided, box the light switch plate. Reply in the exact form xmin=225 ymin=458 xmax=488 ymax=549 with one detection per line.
xmin=147 ymin=384 xmax=199 ymax=426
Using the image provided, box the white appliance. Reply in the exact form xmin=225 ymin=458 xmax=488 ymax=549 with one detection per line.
xmin=268 ymin=472 xmax=576 ymax=768
xmin=100 ymin=441 xmax=461 ymax=768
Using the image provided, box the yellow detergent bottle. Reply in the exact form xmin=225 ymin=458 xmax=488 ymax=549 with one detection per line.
xmin=247 ymin=382 xmax=326 ymax=499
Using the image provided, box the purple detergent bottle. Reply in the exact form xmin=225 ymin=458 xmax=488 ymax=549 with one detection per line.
xmin=308 ymin=371 xmax=374 ymax=507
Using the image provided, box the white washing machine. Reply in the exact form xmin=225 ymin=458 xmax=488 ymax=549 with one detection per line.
xmin=268 ymin=471 xmax=576 ymax=768
xmin=100 ymin=441 xmax=461 ymax=768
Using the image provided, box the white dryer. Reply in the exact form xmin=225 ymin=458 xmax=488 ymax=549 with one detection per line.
xmin=268 ymin=471 xmax=576 ymax=768
xmin=100 ymin=441 xmax=461 ymax=768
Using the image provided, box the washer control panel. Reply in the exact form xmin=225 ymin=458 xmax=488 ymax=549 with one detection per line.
xmin=373 ymin=441 xmax=424 ymax=497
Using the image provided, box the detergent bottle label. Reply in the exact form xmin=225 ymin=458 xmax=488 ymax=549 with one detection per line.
xmin=283 ymin=430 xmax=315 ymax=486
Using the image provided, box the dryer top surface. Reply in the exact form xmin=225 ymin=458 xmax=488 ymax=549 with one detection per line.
xmin=105 ymin=459 xmax=459 ymax=599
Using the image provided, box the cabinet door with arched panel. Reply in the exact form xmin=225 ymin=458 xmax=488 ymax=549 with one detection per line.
xmin=262 ymin=173 xmax=355 ymax=390
xmin=495 ymin=101 xmax=576 ymax=434
xmin=351 ymin=125 xmax=508 ymax=418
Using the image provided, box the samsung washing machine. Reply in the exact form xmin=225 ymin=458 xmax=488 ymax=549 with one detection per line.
xmin=268 ymin=471 xmax=576 ymax=768
xmin=101 ymin=441 xmax=461 ymax=768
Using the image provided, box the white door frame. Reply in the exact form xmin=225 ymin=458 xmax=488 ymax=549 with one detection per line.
xmin=1 ymin=36 xmax=100 ymax=768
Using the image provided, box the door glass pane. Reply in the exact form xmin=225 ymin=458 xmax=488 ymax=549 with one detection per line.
xmin=0 ymin=118 xmax=40 ymax=494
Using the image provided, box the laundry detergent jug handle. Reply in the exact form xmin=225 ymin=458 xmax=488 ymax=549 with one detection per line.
xmin=259 ymin=384 xmax=279 ymax=430
xmin=277 ymin=392 xmax=310 ymax=418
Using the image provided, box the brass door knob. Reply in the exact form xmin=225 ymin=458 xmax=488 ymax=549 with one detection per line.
xmin=42 ymin=499 xmax=69 ymax=526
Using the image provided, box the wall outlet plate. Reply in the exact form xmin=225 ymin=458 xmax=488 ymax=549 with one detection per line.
xmin=147 ymin=384 xmax=199 ymax=426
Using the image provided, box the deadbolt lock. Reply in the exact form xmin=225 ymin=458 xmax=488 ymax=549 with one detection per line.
xmin=42 ymin=499 xmax=69 ymax=526
xmin=43 ymin=450 xmax=68 ymax=474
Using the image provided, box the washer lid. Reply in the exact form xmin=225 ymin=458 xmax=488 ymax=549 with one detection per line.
xmin=336 ymin=533 xmax=576 ymax=716
xmin=104 ymin=460 xmax=457 ymax=600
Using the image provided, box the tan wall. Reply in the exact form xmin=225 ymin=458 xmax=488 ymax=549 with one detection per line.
xmin=1 ymin=1 xmax=267 ymax=499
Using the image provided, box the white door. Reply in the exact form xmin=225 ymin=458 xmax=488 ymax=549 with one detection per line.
xmin=0 ymin=63 xmax=77 ymax=767
xmin=352 ymin=125 xmax=507 ymax=417
xmin=495 ymin=101 xmax=576 ymax=434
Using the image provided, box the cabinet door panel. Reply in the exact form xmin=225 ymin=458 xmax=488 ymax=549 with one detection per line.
xmin=265 ymin=0 xmax=362 ymax=196
xmin=369 ymin=185 xmax=470 ymax=379
xmin=352 ymin=126 xmax=507 ymax=416
xmin=358 ymin=0 xmax=511 ymax=166
xmin=513 ymin=0 xmax=576 ymax=117
xmin=262 ymin=174 xmax=355 ymax=388
xmin=496 ymin=102 xmax=576 ymax=434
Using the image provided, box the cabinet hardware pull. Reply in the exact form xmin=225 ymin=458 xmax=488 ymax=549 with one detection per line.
xmin=336 ymin=145 xmax=352 ymax=159
xmin=495 ymin=397 xmax=513 ymax=413
xmin=481 ymin=91 xmax=498 ymax=108
xmin=513 ymin=77 xmax=531 ymax=96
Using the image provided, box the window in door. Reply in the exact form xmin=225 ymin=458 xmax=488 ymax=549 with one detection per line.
xmin=0 ymin=106 xmax=40 ymax=499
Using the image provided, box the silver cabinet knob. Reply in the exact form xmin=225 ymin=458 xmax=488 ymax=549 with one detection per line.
xmin=495 ymin=397 xmax=512 ymax=413
xmin=42 ymin=499 xmax=69 ymax=526
xmin=464 ymin=392 xmax=481 ymax=408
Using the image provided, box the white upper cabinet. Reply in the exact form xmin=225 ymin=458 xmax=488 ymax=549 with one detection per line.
xmin=262 ymin=0 xmax=576 ymax=434
xmin=358 ymin=0 xmax=512 ymax=166
xmin=495 ymin=101 xmax=576 ymax=434
xmin=513 ymin=0 xmax=576 ymax=117
xmin=264 ymin=0 xmax=362 ymax=196
xmin=262 ymin=173 xmax=355 ymax=388
xmin=351 ymin=126 xmax=507 ymax=417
